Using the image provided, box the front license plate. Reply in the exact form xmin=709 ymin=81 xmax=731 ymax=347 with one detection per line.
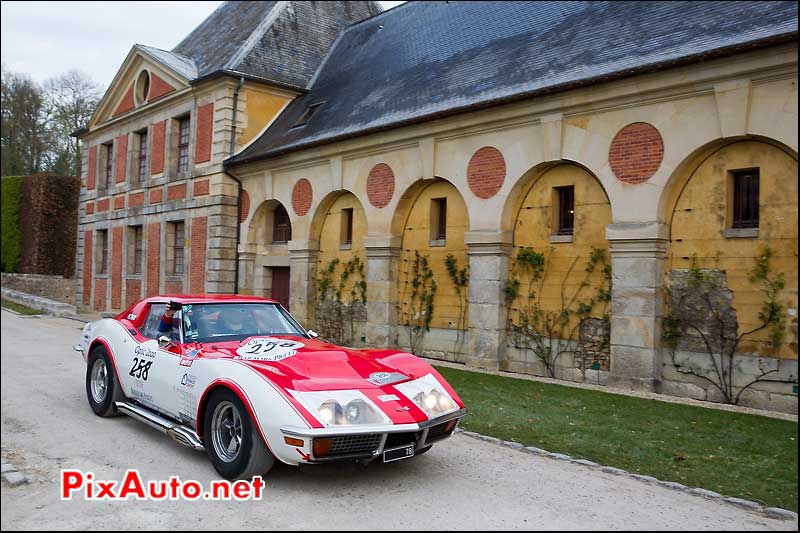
xmin=383 ymin=444 xmax=415 ymax=463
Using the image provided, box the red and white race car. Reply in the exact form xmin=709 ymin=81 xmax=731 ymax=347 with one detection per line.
xmin=76 ymin=295 xmax=466 ymax=479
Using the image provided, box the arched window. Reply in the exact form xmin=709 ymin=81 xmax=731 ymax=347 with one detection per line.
xmin=273 ymin=204 xmax=291 ymax=243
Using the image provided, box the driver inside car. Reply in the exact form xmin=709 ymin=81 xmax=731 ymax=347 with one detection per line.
xmin=158 ymin=300 xmax=183 ymax=335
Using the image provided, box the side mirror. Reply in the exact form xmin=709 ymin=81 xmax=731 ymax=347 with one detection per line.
xmin=158 ymin=335 xmax=172 ymax=348
xmin=307 ymin=330 xmax=319 ymax=339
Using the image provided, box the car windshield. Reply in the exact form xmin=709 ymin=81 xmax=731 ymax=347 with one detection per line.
xmin=181 ymin=303 xmax=306 ymax=343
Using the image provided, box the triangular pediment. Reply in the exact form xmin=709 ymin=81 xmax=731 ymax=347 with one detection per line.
xmin=89 ymin=45 xmax=196 ymax=129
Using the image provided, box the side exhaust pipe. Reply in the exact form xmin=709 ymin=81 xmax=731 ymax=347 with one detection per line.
xmin=115 ymin=401 xmax=204 ymax=451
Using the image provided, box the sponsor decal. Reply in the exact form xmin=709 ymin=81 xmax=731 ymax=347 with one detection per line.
xmin=180 ymin=373 xmax=196 ymax=388
xmin=367 ymin=372 xmax=408 ymax=386
xmin=134 ymin=345 xmax=157 ymax=359
xmin=234 ymin=337 xmax=304 ymax=362
xmin=179 ymin=358 xmax=194 ymax=368
xmin=378 ymin=394 xmax=400 ymax=402
xmin=127 ymin=314 xmax=137 ymax=321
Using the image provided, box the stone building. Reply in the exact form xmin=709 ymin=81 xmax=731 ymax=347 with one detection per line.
xmin=76 ymin=1 xmax=798 ymax=412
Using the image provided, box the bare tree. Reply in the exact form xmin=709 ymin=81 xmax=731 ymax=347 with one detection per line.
xmin=1 ymin=66 xmax=48 ymax=176
xmin=43 ymin=70 xmax=102 ymax=176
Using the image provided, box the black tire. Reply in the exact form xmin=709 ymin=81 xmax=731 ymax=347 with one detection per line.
xmin=203 ymin=388 xmax=275 ymax=480
xmin=85 ymin=345 xmax=123 ymax=417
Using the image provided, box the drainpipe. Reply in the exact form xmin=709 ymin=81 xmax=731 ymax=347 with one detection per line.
xmin=229 ymin=77 xmax=245 ymax=294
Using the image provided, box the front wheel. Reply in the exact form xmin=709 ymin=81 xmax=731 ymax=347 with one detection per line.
xmin=203 ymin=388 xmax=275 ymax=480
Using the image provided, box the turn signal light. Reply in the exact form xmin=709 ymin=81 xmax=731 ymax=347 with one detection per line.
xmin=313 ymin=437 xmax=333 ymax=458
xmin=284 ymin=436 xmax=304 ymax=447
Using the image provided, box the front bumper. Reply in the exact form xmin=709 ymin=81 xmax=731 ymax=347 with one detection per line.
xmin=280 ymin=408 xmax=466 ymax=463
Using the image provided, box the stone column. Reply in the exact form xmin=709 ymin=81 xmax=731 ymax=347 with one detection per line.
xmin=237 ymin=248 xmax=256 ymax=296
xmin=364 ymin=236 xmax=402 ymax=347
xmin=606 ymin=222 xmax=669 ymax=391
xmin=464 ymin=230 xmax=513 ymax=370
xmin=288 ymin=239 xmax=319 ymax=329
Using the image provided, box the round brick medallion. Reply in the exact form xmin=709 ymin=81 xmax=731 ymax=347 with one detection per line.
xmin=609 ymin=122 xmax=664 ymax=184
xmin=239 ymin=189 xmax=250 ymax=223
xmin=292 ymin=178 xmax=313 ymax=216
xmin=467 ymin=146 xmax=506 ymax=199
xmin=366 ymin=163 xmax=395 ymax=208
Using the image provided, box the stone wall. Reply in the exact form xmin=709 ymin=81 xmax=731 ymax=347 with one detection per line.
xmin=1 ymin=273 xmax=77 ymax=305
xmin=314 ymin=299 xmax=367 ymax=347
xmin=576 ymin=317 xmax=611 ymax=372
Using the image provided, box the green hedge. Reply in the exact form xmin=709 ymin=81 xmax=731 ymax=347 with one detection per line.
xmin=1 ymin=176 xmax=23 ymax=272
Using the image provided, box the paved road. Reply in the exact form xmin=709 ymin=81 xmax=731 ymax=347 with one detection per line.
xmin=1 ymin=309 xmax=795 ymax=530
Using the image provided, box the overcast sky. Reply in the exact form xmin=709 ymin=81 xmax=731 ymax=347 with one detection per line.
xmin=1 ymin=1 xmax=404 ymax=88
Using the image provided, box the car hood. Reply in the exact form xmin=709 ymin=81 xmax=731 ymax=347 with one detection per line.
xmin=197 ymin=336 xmax=431 ymax=392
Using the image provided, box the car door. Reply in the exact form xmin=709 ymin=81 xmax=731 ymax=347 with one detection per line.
xmin=132 ymin=303 xmax=185 ymax=420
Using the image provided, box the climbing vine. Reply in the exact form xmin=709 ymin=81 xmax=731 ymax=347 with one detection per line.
xmin=664 ymin=248 xmax=795 ymax=405
xmin=444 ymin=253 xmax=469 ymax=350
xmin=398 ymin=250 xmax=437 ymax=355
xmin=315 ymin=256 xmax=367 ymax=346
xmin=504 ymin=246 xmax=611 ymax=378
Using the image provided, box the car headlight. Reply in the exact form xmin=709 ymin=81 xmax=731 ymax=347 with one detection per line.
xmin=289 ymin=390 xmax=390 ymax=427
xmin=394 ymin=373 xmax=459 ymax=418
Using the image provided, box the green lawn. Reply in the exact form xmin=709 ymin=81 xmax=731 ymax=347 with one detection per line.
xmin=437 ymin=365 xmax=799 ymax=511
xmin=1 ymin=298 xmax=42 ymax=315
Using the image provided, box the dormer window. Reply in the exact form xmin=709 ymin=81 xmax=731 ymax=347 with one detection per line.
xmin=291 ymin=101 xmax=324 ymax=129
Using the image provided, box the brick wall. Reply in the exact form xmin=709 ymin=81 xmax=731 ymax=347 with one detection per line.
xmin=467 ymin=146 xmax=506 ymax=199
xmin=190 ymin=217 xmax=207 ymax=293
xmin=146 ymin=223 xmax=161 ymax=296
xmin=96 ymin=197 xmax=110 ymax=212
xmin=195 ymin=103 xmax=214 ymax=164
xmin=111 ymin=227 xmax=123 ymax=309
xmin=149 ymin=188 xmax=163 ymax=204
xmin=94 ymin=278 xmax=107 ymax=311
xmin=193 ymin=179 xmax=209 ymax=196
xmin=292 ymin=179 xmax=313 ymax=216
xmin=113 ymin=195 xmax=125 ymax=210
xmin=113 ymin=84 xmax=135 ymax=117
xmin=115 ymin=134 xmax=128 ymax=183
xmin=150 ymin=121 xmax=166 ymax=176
xmin=167 ymin=183 xmax=187 ymax=201
xmin=125 ymin=279 xmax=142 ymax=309
xmin=87 ymin=146 xmax=97 ymax=190
xmin=82 ymin=231 xmax=92 ymax=305
xmin=366 ymin=163 xmax=395 ymax=208
xmin=147 ymin=73 xmax=176 ymax=102
xmin=164 ymin=280 xmax=183 ymax=294
xmin=608 ymin=122 xmax=664 ymax=184
xmin=128 ymin=191 xmax=144 ymax=207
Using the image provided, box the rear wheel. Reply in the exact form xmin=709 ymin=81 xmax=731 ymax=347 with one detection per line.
xmin=203 ymin=388 xmax=275 ymax=480
xmin=85 ymin=345 xmax=123 ymax=417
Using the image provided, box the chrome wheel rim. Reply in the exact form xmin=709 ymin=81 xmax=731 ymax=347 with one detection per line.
xmin=211 ymin=401 xmax=243 ymax=463
xmin=90 ymin=358 xmax=108 ymax=403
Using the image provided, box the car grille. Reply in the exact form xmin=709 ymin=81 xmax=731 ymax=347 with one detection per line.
xmin=385 ymin=431 xmax=419 ymax=449
xmin=327 ymin=433 xmax=382 ymax=456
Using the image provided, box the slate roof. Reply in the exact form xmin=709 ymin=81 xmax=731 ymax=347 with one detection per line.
xmin=227 ymin=0 xmax=799 ymax=165
xmin=137 ymin=45 xmax=198 ymax=80
xmin=171 ymin=0 xmax=382 ymax=89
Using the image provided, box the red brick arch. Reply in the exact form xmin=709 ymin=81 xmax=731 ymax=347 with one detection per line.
xmin=609 ymin=122 xmax=664 ymax=184
xmin=467 ymin=146 xmax=506 ymax=199
xmin=292 ymin=178 xmax=313 ymax=216
xmin=366 ymin=163 xmax=395 ymax=208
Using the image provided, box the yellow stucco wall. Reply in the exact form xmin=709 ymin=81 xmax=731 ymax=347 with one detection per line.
xmin=317 ymin=192 xmax=368 ymax=303
xmin=667 ymin=140 xmax=798 ymax=358
xmin=238 ymin=87 xmax=291 ymax=147
xmin=397 ymin=180 xmax=470 ymax=330
xmin=510 ymin=164 xmax=612 ymax=328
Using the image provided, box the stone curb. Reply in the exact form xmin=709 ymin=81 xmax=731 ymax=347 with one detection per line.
xmin=1 ymin=287 xmax=77 ymax=317
xmin=453 ymin=428 xmax=798 ymax=521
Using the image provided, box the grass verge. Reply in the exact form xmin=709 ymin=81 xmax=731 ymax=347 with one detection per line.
xmin=1 ymin=298 xmax=42 ymax=315
xmin=437 ymin=365 xmax=798 ymax=511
